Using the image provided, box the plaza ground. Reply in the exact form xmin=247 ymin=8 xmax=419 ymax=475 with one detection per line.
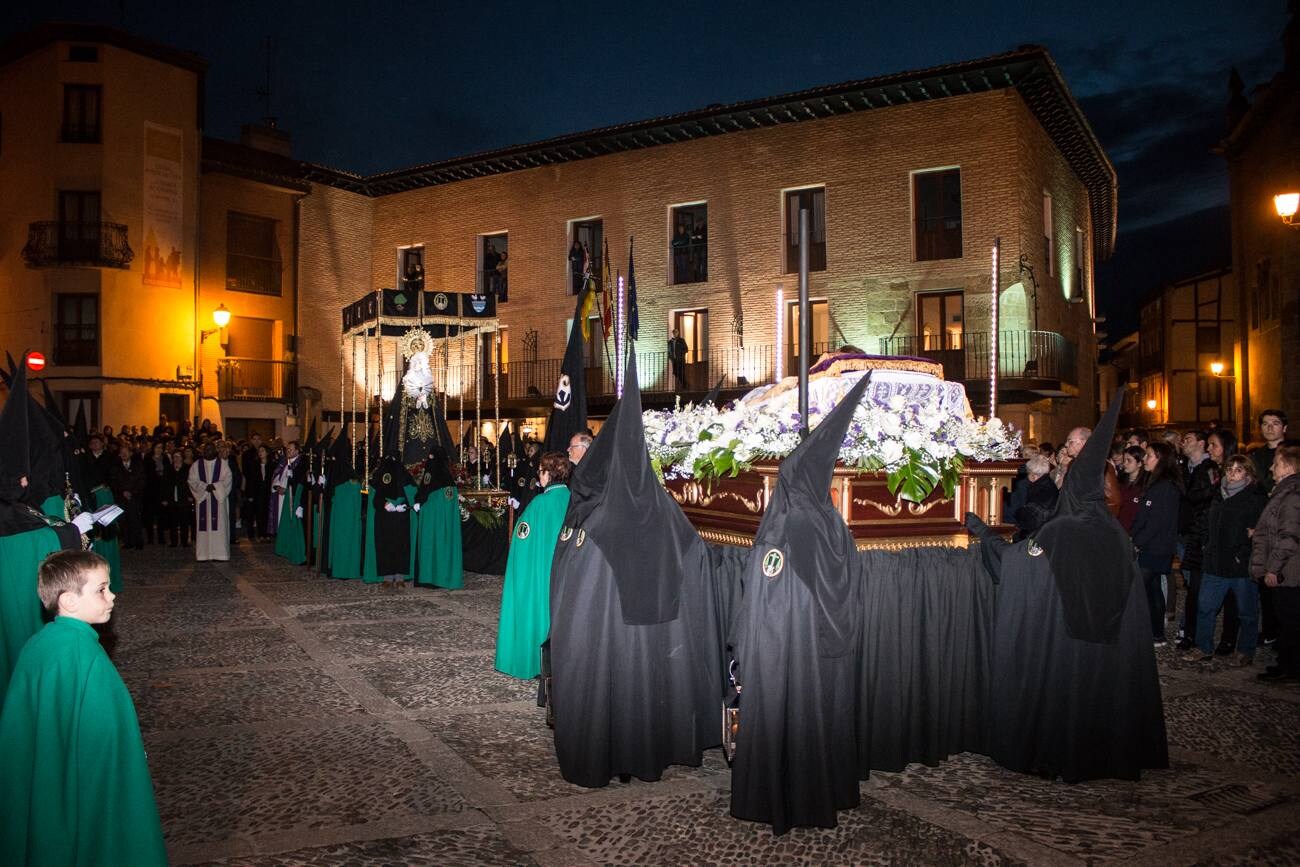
xmin=111 ymin=543 xmax=1300 ymax=866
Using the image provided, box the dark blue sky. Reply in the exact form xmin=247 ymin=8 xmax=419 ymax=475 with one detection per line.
xmin=6 ymin=1 xmax=1290 ymax=332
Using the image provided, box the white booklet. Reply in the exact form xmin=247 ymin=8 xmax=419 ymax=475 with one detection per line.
xmin=92 ymin=503 xmax=124 ymax=526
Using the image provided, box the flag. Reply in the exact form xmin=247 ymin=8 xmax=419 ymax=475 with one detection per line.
xmin=600 ymin=238 xmax=613 ymax=339
xmin=543 ymin=289 xmax=590 ymax=453
xmin=627 ymin=237 xmax=639 ymax=342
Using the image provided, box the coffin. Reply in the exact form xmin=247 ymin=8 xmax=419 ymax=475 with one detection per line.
xmin=665 ymin=460 xmax=1018 ymax=550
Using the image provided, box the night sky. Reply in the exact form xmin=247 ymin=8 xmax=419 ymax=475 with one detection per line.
xmin=5 ymin=1 xmax=1290 ymax=334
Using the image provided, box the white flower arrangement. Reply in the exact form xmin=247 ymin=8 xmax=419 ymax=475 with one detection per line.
xmin=459 ymin=492 xmax=508 ymax=529
xmin=644 ymin=390 xmax=1020 ymax=503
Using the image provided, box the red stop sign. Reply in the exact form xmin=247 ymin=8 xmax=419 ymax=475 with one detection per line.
xmin=26 ymin=352 xmax=46 ymax=371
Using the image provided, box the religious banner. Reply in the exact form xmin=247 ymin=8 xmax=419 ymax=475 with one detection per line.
xmin=142 ymin=122 xmax=184 ymax=287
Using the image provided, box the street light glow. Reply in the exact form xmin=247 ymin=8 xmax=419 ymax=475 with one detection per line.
xmin=1275 ymin=192 xmax=1300 ymax=220
xmin=212 ymin=304 xmax=232 ymax=328
xmin=1209 ymin=360 xmax=1225 ymax=376
xmin=1145 ymin=398 xmax=1157 ymax=410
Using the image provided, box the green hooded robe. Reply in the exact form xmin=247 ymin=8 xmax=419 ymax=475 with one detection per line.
xmin=275 ymin=482 xmax=306 ymax=565
xmin=0 ymin=617 xmax=167 ymax=866
xmin=90 ymin=486 xmax=122 ymax=593
xmin=327 ymin=479 xmax=363 ymax=580
xmin=0 ymin=525 xmax=67 ymax=700
xmin=412 ymin=453 xmax=463 ymax=590
xmin=494 ymin=483 xmax=570 ymax=679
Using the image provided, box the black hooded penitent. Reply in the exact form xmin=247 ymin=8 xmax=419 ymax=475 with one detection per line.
xmin=965 ymin=388 xmax=1168 ymax=782
xmin=548 ymin=351 xmax=723 ymax=787
xmin=728 ymin=373 xmax=868 ymax=834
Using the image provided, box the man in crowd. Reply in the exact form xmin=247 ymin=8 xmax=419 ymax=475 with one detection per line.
xmin=567 ymin=432 xmax=592 ymax=465
xmin=1177 ymin=429 xmax=1218 ymax=651
xmin=108 ymin=441 xmax=146 ymax=549
xmin=1252 ymin=410 xmax=1289 ymax=493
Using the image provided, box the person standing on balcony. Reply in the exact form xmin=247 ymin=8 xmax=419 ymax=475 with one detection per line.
xmin=668 ymin=329 xmax=689 ymax=392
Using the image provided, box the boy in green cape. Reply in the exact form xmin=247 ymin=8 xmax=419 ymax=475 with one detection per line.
xmin=0 ymin=550 xmax=167 ymax=866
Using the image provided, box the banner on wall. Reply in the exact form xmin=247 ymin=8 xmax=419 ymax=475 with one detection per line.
xmin=142 ymin=122 xmax=184 ymax=288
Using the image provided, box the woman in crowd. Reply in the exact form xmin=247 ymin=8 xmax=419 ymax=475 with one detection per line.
xmin=1117 ymin=445 xmax=1148 ymax=532
xmin=1183 ymin=455 xmax=1267 ymax=666
xmin=1251 ymin=445 xmax=1300 ymax=683
xmin=1204 ymin=428 xmax=1242 ymax=654
xmin=494 ymin=451 xmax=573 ymax=680
xmin=1012 ymin=453 xmax=1057 ymax=541
xmin=1130 ymin=441 xmax=1184 ymax=646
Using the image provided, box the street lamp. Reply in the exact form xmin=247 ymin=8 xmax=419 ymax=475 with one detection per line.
xmin=1145 ymin=398 xmax=1157 ymax=411
xmin=1210 ymin=360 xmax=1225 ymax=376
xmin=1276 ymin=191 xmax=1300 ymax=229
xmin=202 ymin=304 xmax=231 ymax=342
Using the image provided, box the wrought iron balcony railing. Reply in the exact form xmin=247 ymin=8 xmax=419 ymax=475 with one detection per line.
xmin=22 ymin=221 xmax=134 ymax=269
xmin=878 ymin=330 xmax=1078 ymax=389
xmin=216 ymin=358 xmax=298 ymax=403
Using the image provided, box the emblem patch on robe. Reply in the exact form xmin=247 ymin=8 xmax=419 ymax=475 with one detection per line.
xmin=761 ymin=548 xmax=784 ymax=578
xmin=517 ymin=522 xmax=530 ymax=540
xmin=575 ymin=528 xmax=586 ymax=547
xmin=422 ymin=472 xmax=432 ymax=484
xmin=559 ymin=527 xmax=573 ymax=541
xmin=1028 ymin=541 xmax=1044 ymax=557
xmin=445 ymin=488 xmax=455 ymax=500
xmin=382 ymin=472 xmax=393 ymax=485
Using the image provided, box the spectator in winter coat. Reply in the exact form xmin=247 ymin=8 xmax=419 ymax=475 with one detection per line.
xmin=1182 ymin=455 xmax=1267 ymax=666
xmin=1251 ymin=445 xmax=1300 ymax=683
xmin=1129 ymin=441 xmax=1184 ymax=646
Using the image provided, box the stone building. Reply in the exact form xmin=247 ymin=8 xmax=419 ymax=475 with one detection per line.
xmin=2 ymin=25 xmax=1113 ymax=445
xmin=303 ymin=45 xmax=1113 ymax=445
xmin=1222 ymin=3 xmax=1300 ymax=438
xmin=0 ymin=24 xmax=303 ymax=436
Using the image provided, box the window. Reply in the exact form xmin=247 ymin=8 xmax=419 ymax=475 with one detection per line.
xmin=916 ymin=291 xmax=964 ymax=350
xmin=398 ymin=246 xmax=424 ymax=293
xmin=54 ymin=294 xmax=99 ymax=366
xmin=68 ymin=46 xmax=99 ymax=62
xmin=481 ymin=232 xmax=508 ymax=301
xmin=568 ymin=219 xmax=601 ymax=295
xmin=670 ymin=204 xmax=707 ymax=284
xmin=57 ymin=190 xmax=102 ymax=260
xmin=913 ymin=169 xmax=962 ymax=261
xmin=787 ymin=299 xmax=830 ymax=368
xmin=1042 ymin=192 xmax=1054 ymax=276
xmin=61 ymin=84 xmax=101 ymax=142
xmin=62 ymin=392 xmax=100 ymax=430
xmin=226 ymin=212 xmax=281 ymax=295
xmin=784 ymin=188 xmax=826 ymax=273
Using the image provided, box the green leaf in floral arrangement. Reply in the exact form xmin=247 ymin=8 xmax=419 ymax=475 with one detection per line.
xmin=886 ymin=467 xmax=904 ymax=496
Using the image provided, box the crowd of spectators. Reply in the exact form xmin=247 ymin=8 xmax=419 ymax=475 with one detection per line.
xmin=1011 ymin=408 xmax=1299 ymax=682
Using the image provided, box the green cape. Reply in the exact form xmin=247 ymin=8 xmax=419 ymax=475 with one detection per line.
xmin=90 ymin=486 xmax=122 ymax=593
xmin=0 ymin=617 xmax=167 ymax=866
xmin=274 ymin=484 xmax=306 ymax=565
xmin=414 ymin=486 xmax=463 ymax=589
xmin=327 ymin=480 xmax=363 ymax=580
xmin=494 ymin=483 xmax=570 ymax=679
xmin=0 ymin=526 xmax=63 ymax=700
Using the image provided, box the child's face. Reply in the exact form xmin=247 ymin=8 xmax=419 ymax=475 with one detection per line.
xmin=59 ymin=567 xmax=115 ymax=624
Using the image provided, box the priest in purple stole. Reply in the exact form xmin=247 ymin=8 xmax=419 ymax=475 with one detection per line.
xmin=188 ymin=444 xmax=233 ymax=562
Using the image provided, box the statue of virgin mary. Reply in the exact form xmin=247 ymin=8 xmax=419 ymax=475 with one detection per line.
xmin=384 ymin=328 xmax=453 ymax=467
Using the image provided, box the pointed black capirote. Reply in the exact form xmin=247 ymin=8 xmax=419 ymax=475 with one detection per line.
xmin=703 ymin=375 xmax=726 ymax=406
xmin=1036 ymin=387 xmax=1133 ymax=643
xmin=542 ymin=286 xmax=591 ymax=453
xmin=566 ymin=349 xmax=694 ymax=624
xmin=0 ymin=354 xmax=32 ymax=500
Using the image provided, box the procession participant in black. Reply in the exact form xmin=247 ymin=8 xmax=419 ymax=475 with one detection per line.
xmin=548 ymin=351 xmax=723 ymax=788
xmin=729 ymin=374 xmax=868 ymax=834
xmin=300 ymin=422 xmax=319 ymax=567
xmin=362 ymin=455 xmax=415 ymax=587
xmin=965 ymin=389 xmax=1168 ymax=782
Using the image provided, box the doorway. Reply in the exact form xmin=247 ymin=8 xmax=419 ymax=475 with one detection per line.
xmin=671 ymin=308 xmax=708 ymax=391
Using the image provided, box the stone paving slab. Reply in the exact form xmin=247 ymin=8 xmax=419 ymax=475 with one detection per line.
xmin=356 ymin=652 xmax=538 ymax=710
xmin=289 ymin=595 xmax=453 ymax=623
xmin=546 ymin=786 xmax=1023 ymax=866
xmin=256 ymin=580 xmax=389 ymax=604
xmin=1165 ymin=689 xmax=1300 ymax=778
xmin=148 ymin=721 xmax=466 ymax=847
xmin=114 ymin=625 xmax=310 ymax=672
xmin=127 ymin=667 xmax=369 ymax=732
xmin=870 ymin=754 xmax=1291 ymax=863
xmin=112 ymin=597 xmax=273 ymax=635
xmin=307 ymin=617 xmax=495 ymax=660
xmin=199 ymin=824 xmax=541 ymax=867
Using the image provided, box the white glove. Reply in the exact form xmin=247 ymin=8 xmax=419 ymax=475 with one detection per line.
xmin=412 ymin=503 xmax=421 ymax=512
xmin=508 ymin=497 xmax=520 ymax=510
xmin=394 ymin=504 xmax=408 ymax=513
xmin=482 ymin=474 xmax=491 ymax=485
xmin=384 ymin=502 xmax=397 ymax=512
xmin=318 ymin=474 xmax=326 ymax=486
xmin=295 ymin=506 xmax=304 ymax=518
xmin=72 ymin=513 xmax=95 ymax=534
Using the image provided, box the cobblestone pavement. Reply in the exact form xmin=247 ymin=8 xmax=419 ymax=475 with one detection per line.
xmin=112 ymin=544 xmax=1300 ymax=866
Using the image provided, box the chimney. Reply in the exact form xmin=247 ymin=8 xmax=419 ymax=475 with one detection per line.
xmin=240 ymin=122 xmax=292 ymax=157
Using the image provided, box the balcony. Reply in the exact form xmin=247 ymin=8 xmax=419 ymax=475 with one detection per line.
xmin=22 ymin=221 xmax=134 ymax=269
xmin=878 ymin=330 xmax=1078 ymax=405
xmin=217 ymin=358 xmax=298 ymax=402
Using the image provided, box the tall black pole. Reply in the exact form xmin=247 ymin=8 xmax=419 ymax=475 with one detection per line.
xmin=798 ymin=207 xmax=811 ymax=438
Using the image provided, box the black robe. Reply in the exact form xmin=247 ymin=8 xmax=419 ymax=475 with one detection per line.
xmin=369 ymin=457 xmax=413 ymax=577
xmin=549 ymin=351 xmax=723 ymax=787
xmin=728 ymin=374 xmax=868 ymax=834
